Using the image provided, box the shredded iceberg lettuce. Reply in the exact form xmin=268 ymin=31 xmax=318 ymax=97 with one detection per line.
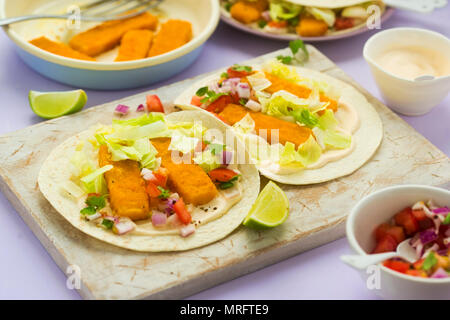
xmin=193 ymin=149 xmax=221 ymax=172
xmin=269 ymin=2 xmax=302 ymax=21
xmin=306 ymin=7 xmax=336 ymax=27
xmin=169 ymin=131 xmax=200 ymax=154
xmin=79 ymin=165 xmax=113 ymax=194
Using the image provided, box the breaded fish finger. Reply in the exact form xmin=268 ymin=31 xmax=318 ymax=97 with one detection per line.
xmin=147 ymin=20 xmax=192 ymax=57
xmin=218 ymin=104 xmax=312 ymax=148
xmin=115 ymin=29 xmax=154 ymax=62
xmin=70 ymin=12 xmax=158 ymax=57
xmin=98 ymin=145 xmax=150 ymax=221
xmin=151 ymin=138 xmax=218 ymax=206
xmin=230 ymin=0 xmax=268 ymax=24
xmin=29 ymin=36 xmax=95 ymax=61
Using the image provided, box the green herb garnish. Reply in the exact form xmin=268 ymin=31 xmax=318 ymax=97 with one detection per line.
xmin=258 ymin=20 xmax=267 ymax=28
xmin=157 ymin=186 xmax=170 ymax=199
xmin=443 ymin=214 xmax=450 ymax=225
xmin=224 ymin=2 xmax=232 ymax=11
xmin=196 ymin=86 xmax=229 ymax=104
xmin=221 ymin=72 xmax=229 ymax=79
xmin=422 ymin=252 xmax=438 ymax=271
xmin=231 ymin=64 xmax=252 ymax=73
xmin=287 ymin=17 xmax=299 ymax=27
xmin=219 ymin=181 xmax=234 ymax=189
xmin=239 ymin=98 xmax=248 ymax=106
xmin=80 ymin=194 xmax=107 ymax=216
xmin=101 ymin=219 xmax=114 ymax=230
xmin=276 ymin=39 xmax=309 ymax=66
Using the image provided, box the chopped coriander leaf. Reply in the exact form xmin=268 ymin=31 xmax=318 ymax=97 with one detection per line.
xmin=422 ymin=252 xmax=438 ymax=271
xmin=224 ymin=2 xmax=232 ymax=11
xmin=289 ymin=39 xmax=309 ymax=62
xmin=219 ymin=181 xmax=235 ymax=189
xmin=85 ymin=194 xmax=107 ymax=210
xmin=258 ymin=20 xmax=267 ymax=28
xmin=227 ymin=175 xmax=240 ymax=183
xmin=277 ymin=55 xmax=292 ymax=64
xmin=102 ymin=219 xmax=114 ymax=229
xmin=196 ymin=86 xmax=209 ymax=97
xmin=157 ymin=186 xmax=170 ymax=199
xmin=80 ymin=206 xmax=97 ymax=216
xmin=239 ymin=98 xmax=248 ymax=106
xmin=287 ymin=17 xmax=299 ymax=27
xmin=443 ymin=214 xmax=450 ymax=225
xmin=231 ymin=64 xmax=252 ymax=72
xmin=209 ymin=143 xmax=225 ymax=155
xmin=220 ymin=72 xmax=229 ymax=79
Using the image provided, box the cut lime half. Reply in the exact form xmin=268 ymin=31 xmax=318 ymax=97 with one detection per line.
xmin=243 ymin=181 xmax=289 ymax=229
xmin=29 ymin=89 xmax=87 ymax=119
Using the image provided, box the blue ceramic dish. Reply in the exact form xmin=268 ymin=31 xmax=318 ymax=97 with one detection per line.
xmin=0 ymin=0 xmax=219 ymax=90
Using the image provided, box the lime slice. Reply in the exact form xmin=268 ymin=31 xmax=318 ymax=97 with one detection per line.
xmin=29 ymin=89 xmax=87 ymax=119
xmin=243 ymin=181 xmax=289 ymax=229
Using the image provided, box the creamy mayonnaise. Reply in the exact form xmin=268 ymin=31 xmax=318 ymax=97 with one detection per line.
xmin=131 ymin=185 xmax=243 ymax=236
xmin=375 ymin=46 xmax=450 ymax=80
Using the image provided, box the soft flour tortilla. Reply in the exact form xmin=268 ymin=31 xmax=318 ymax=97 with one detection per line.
xmin=174 ymin=65 xmax=383 ymax=185
xmin=38 ymin=111 xmax=260 ymax=252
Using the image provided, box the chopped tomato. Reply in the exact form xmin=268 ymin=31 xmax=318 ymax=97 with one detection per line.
xmin=195 ymin=140 xmax=208 ymax=152
xmin=208 ymin=168 xmax=238 ymax=182
xmin=226 ymin=67 xmax=251 ymax=78
xmin=375 ymin=223 xmax=405 ymax=244
xmin=373 ymin=234 xmax=397 ymax=254
xmin=146 ymin=182 xmax=161 ymax=198
xmin=205 ymin=95 xmax=232 ymax=113
xmin=153 ymin=173 xmax=167 ymax=188
xmin=173 ymin=198 xmax=191 ymax=224
xmin=412 ymin=209 xmax=434 ymax=230
xmin=413 ymin=258 xmax=425 ymax=270
xmin=268 ymin=20 xmax=288 ymax=28
xmin=146 ymin=94 xmax=164 ymax=113
xmin=383 ymin=259 xmax=410 ymax=274
xmin=190 ymin=95 xmax=202 ymax=107
xmin=394 ymin=207 xmax=419 ymax=235
xmin=87 ymin=193 xmax=101 ymax=198
xmin=334 ymin=17 xmax=354 ymax=30
xmin=405 ymin=269 xmax=427 ymax=277
xmin=213 ymin=113 xmax=228 ymax=124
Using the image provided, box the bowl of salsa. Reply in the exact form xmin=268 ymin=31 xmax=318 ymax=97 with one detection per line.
xmin=346 ymin=184 xmax=450 ymax=300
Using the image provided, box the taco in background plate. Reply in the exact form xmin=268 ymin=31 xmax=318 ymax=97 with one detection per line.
xmin=174 ymin=61 xmax=383 ymax=185
xmin=38 ymin=111 xmax=260 ymax=252
xmin=222 ymin=0 xmax=385 ymax=37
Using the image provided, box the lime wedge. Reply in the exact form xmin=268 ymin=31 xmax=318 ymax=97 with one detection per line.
xmin=243 ymin=181 xmax=289 ymax=229
xmin=29 ymin=89 xmax=87 ymax=119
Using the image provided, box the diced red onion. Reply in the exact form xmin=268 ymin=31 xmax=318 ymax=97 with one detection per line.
xmin=209 ymin=82 xmax=220 ymax=93
xmin=444 ymin=237 xmax=450 ymax=246
xmin=237 ymin=83 xmax=251 ymax=99
xmin=115 ymin=104 xmax=130 ymax=115
xmin=445 ymin=228 xmax=450 ymax=237
xmin=433 ymin=207 xmax=449 ymax=215
xmin=261 ymin=10 xmax=271 ymax=21
xmin=219 ymin=84 xmax=233 ymax=94
xmin=420 ymin=228 xmax=438 ymax=245
xmin=167 ymin=214 xmax=182 ymax=227
xmin=86 ymin=212 xmax=102 ymax=221
xmin=151 ymin=211 xmax=167 ymax=227
xmin=180 ymin=224 xmax=196 ymax=237
xmin=169 ymin=193 xmax=180 ymax=201
xmin=114 ymin=220 xmax=136 ymax=235
xmin=431 ymin=268 xmax=449 ymax=279
xmin=245 ymin=99 xmax=261 ymax=112
xmin=141 ymin=168 xmax=156 ymax=182
xmin=221 ymin=150 xmax=233 ymax=165
xmin=136 ymin=104 xmax=145 ymax=112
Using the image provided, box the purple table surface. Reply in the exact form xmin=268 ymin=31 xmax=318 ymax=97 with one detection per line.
xmin=0 ymin=7 xmax=449 ymax=300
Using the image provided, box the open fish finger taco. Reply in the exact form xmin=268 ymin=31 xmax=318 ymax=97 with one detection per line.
xmin=222 ymin=0 xmax=386 ymax=38
xmin=38 ymin=111 xmax=260 ymax=252
xmin=174 ymin=60 xmax=383 ymax=184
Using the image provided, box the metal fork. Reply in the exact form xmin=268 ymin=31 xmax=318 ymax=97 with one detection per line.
xmin=0 ymin=0 xmax=163 ymax=26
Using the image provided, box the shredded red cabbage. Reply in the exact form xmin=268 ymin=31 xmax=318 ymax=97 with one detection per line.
xmin=420 ymin=229 xmax=438 ymax=245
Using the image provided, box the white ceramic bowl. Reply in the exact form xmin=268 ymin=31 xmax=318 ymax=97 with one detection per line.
xmin=0 ymin=0 xmax=220 ymax=90
xmin=363 ymin=28 xmax=450 ymax=116
xmin=346 ymin=184 xmax=450 ymax=300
